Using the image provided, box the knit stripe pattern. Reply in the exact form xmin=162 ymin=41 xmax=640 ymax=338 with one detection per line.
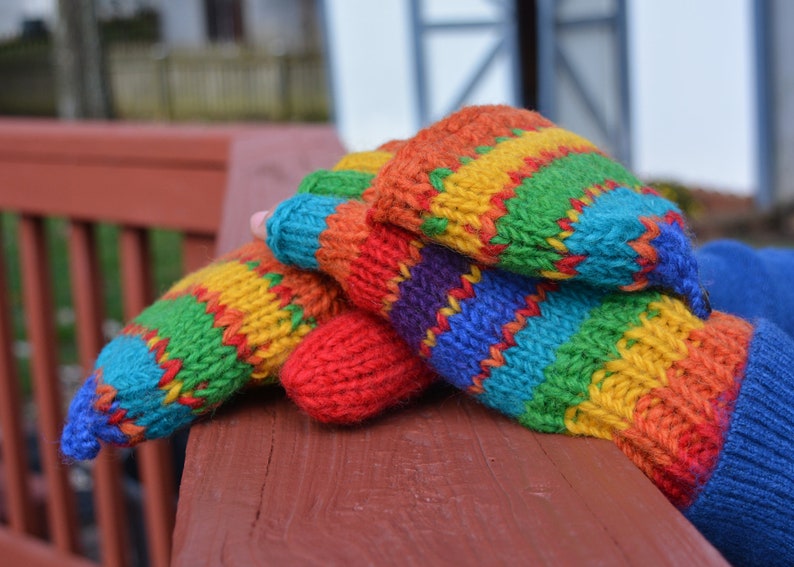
xmin=267 ymin=190 xmax=753 ymax=508
xmin=371 ymin=105 xmax=708 ymax=318
xmin=60 ymin=241 xmax=347 ymax=460
xmin=61 ymin=149 xmax=408 ymax=461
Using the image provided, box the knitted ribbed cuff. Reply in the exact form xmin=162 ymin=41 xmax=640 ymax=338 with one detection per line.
xmin=684 ymin=319 xmax=794 ymax=566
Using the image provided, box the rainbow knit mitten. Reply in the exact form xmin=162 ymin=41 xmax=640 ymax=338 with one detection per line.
xmin=60 ymin=149 xmax=436 ymax=461
xmin=371 ymin=105 xmax=709 ymax=318
xmin=265 ymin=119 xmax=794 ymax=564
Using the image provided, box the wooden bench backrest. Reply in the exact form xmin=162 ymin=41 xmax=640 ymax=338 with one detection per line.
xmin=0 ymin=119 xmax=342 ymax=567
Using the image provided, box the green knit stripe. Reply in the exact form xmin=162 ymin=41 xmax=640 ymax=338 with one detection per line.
xmin=518 ymin=290 xmax=662 ymax=433
xmin=132 ymin=294 xmax=254 ymax=404
xmin=493 ymin=152 xmax=643 ymax=274
xmin=297 ymin=169 xmax=375 ymax=199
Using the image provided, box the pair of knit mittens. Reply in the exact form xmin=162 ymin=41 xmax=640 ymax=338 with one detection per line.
xmin=61 ymin=105 xmax=794 ymax=565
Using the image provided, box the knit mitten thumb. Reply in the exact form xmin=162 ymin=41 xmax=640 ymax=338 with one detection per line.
xmin=370 ymin=104 xmax=709 ymax=317
xmin=266 ymin=192 xmax=794 ymax=565
xmin=60 ymin=150 xmax=436 ymax=460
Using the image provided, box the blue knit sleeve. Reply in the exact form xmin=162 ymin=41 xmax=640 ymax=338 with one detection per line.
xmin=696 ymin=239 xmax=794 ymax=338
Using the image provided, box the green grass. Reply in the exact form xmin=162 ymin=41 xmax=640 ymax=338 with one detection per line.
xmin=1 ymin=212 xmax=183 ymax=396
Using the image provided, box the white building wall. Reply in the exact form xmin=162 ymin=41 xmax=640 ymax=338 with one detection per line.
xmin=159 ymin=0 xmax=207 ymax=47
xmin=628 ymin=0 xmax=756 ymax=195
xmin=322 ymin=0 xmax=418 ymax=151
xmin=324 ymin=0 xmax=757 ymax=195
xmin=322 ymin=0 xmax=517 ymax=151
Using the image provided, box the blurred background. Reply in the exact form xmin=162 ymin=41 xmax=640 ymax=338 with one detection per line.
xmin=1 ymin=0 xmax=792 ymax=216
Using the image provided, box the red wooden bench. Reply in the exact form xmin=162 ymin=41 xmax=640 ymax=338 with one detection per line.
xmin=0 ymin=119 xmax=729 ymax=566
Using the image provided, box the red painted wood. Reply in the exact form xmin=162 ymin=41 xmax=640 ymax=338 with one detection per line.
xmin=174 ymin=390 xmax=729 ymax=566
xmin=18 ymin=216 xmax=81 ymax=554
xmin=67 ymin=221 xmax=130 ymax=567
xmin=216 ymin=127 xmax=347 ymax=252
xmin=0 ymin=526 xmax=96 ymax=567
xmin=0 ymin=222 xmax=38 ymax=534
xmin=0 ymin=162 xmax=225 ymax=233
xmin=181 ymin=234 xmax=215 ymax=273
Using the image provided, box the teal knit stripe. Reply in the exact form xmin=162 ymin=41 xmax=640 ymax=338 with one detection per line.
xmin=518 ymin=290 xmax=661 ymax=433
xmin=493 ymin=152 xmax=643 ymax=275
xmin=477 ymin=283 xmax=607 ymax=418
xmin=267 ymin=194 xmax=347 ymax=271
xmin=564 ymin=188 xmax=682 ymax=288
xmin=94 ymin=334 xmax=195 ymax=438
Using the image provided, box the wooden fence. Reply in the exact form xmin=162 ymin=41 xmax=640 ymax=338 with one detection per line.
xmin=108 ymin=45 xmax=329 ymax=121
xmin=0 ymin=42 xmax=329 ymax=122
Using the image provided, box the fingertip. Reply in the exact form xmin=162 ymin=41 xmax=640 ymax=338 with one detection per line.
xmin=249 ymin=210 xmax=271 ymax=240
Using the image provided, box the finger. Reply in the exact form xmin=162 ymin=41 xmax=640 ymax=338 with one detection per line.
xmin=249 ymin=210 xmax=271 ymax=240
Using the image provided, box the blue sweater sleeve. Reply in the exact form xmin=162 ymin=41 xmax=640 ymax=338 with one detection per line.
xmin=696 ymin=239 xmax=794 ymax=338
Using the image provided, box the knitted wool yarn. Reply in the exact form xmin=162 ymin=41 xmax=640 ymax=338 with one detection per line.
xmin=60 ymin=241 xmax=348 ymax=461
xmin=266 ymin=192 xmax=794 ymax=564
xmin=370 ymin=105 xmax=709 ymax=318
xmin=61 ymin=149 xmax=435 ymax=460
xmin=696 ymin=239 xmax=794 ymax=339
xmin=281 ymin=309 xmax=436 ymax=424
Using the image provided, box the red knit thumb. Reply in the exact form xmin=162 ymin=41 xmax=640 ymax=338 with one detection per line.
xmin=281 ymin=310 xmax=437 ymax=424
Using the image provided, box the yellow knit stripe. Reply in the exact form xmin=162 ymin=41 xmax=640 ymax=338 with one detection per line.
xmin=166 ymin=260 xmax=226 ymax=294
xmin=196 ymin=261 xmax=318 ymax=379
xmin=428 ymin=127 xmax=599 ymax=258
xmin=564 ymin=295 xmax=704 ymax=439
xmin=332 ymin=150 xmax=394 ymax=174
xmin=168 ymin=260 xmax=314 ymax=380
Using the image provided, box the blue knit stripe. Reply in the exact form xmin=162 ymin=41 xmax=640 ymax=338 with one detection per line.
xmin=267 ymin=194 xmax=346 ymax=270
xmin=428 ymin=269 xmax=534 ymax=391
xmin=477 ymin=283 xmax=607 ymax=417
xmin=565 ymin=187 xmax=678 ymax=288
xmin=646 ymin=220 xmax=708 ymax=318
xmin=683 ymin=319 xmax=794 ymax=566
xmin=97 ymin=335 xmax=195 ymax=438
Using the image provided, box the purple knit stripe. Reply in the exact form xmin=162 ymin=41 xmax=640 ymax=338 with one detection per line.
xmin=389 ymin=243 xmax=474 ymax=352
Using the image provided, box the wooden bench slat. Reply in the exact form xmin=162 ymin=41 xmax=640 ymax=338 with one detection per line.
xmin=0 ymin=119 xmax=237 ymax=164
xmin=119 ymin=227 xmax=175 ymax=567
xmin=0 ymin=526 xmax=96 ymax=567
xmin=174 ymin=389 xmax=729 ymax=566
xmin=0 ymin=162 xmax=225 ymax=233
xmin=18 ymin=215 xmax=81 ymax=554
xmin=67 ymin=221 xmax=130 ymax=567
xmin=0 ymin=221 xmax=38 ymax=534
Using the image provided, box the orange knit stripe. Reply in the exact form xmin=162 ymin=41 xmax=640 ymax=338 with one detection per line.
xmin=317 ymin=200 xmax=369 ymax=294
xmin=372 ymin=106 xmax=554 ymax=234
xmin=614 ymin=312 xmax=753 ymax=508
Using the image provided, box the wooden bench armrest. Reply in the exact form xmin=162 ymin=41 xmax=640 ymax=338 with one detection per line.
xmin=171 ymin=132 xmax=728 ymax=566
